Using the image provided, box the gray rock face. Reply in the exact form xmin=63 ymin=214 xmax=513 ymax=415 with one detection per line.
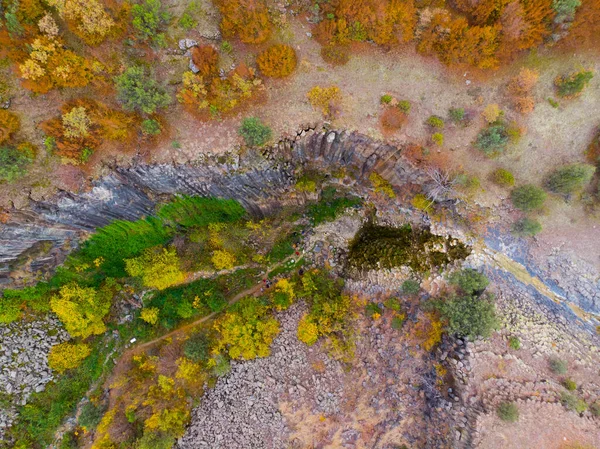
xmin=0 ymin=130 xmax=599 ymax=315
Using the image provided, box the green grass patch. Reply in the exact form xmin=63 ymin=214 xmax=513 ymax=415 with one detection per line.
xmin=307 ymin=187 xmax=362 ymax=226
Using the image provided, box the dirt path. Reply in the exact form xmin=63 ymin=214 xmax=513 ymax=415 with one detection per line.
xmin=51 ymin=253 xmax=298 ymax=447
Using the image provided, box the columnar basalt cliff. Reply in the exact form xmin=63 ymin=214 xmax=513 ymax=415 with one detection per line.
xmin=0 ymin=129 xmax=599 ymax=317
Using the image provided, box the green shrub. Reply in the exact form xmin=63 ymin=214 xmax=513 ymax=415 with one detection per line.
xmin=435 ymin=294 xmax=498 ymax=339
xmin=512 ymin=218 xmax=542 ymax=237
xmin=508 ymin=336 xmax=521 ymax=350
xmin=397 ymin=100 xmax=411 ymax=113
xmin=0 ymin=145 xmax=34 ymax=182
xmin=545 ymin=163 xmax=595 ymax=194
xmin=492 ymin=168 xmax=515 ymax=187
xmin=115 ymin=66 xmax=171 ymax=114
xmin=380 ymin=94 xmax=393 ymax=104
xmin=391 ymin=314 xmax=406 ymax=330
xmin=132 ymin=0 xmax=170 ymax=47
xmin=157 ymin=196 xmax=246 ymax=228
xmin=178 ymin=12 xmax=197 ymax=30
xmin=449 ymin=269 xmax=490 ymax=296
xmin=547 ymin=97 xmax=559 ymax=108
xmin=553 ymin=0 xmax=581 ymax=17
xmin=560 ymin=391 xmax=587 ymax=413
xmin=497 ymin=402 xmax=519 ymax=422
xmin=549 ymin=357 xmax=568 ymax=375
xmin=402 ymin=279 xmax=421 ymax=295
xmin=426 ymin=115 xmax=444 ymax=129
xmin=212 ymin=354 xmax=231 ymax=377
xmin=221 ymin=40 xmax=233 ymax=54
xmin=78 ymin=401 xmax=106 ymax=429
xmin=384 ymin=297 xmax=402 ymax=311
xmin=511 ymin=185 xmax=546 ymax=211
xmin=184 ymin=332 xmax=211 ymax=363
xmin=476 ymin=123 xmax=509 ymax=156
xmin=238 ymin=117 xmax=272 ymax=147
xmin=563 ymin=378 xmax=577 ymax=391
xmin=555 ymin=70 xmax=593 ymax=98
xmin=449 ymin=107 xmax=465 ymax=123
xmin=141 ymin=119 xmax=161 ymax=136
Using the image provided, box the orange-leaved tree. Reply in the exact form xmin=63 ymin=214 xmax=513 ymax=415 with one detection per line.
xmin=257 ymin=44 xmax=297 ymax=78
xmin=214 ymin=0 xmax=272 ymax=44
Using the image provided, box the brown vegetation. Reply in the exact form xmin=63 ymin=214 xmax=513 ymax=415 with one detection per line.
xmin=191 ymin=45 xmax=219 ymax=78
xmin=0 ymin=110 xmax=20 ymax=144
xmin=257 ymin=45 xmax=298 ymax=78
xmin=507 ymin=68 xmax=539 ymax=114
xmin=380 ymin=107 xmax=406 ymax=131
xmin=214 ymin=0 xmax=272 ymax=44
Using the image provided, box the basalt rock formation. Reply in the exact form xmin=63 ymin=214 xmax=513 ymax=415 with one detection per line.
xmin=0 ymin=129 xmax=599 ymax=318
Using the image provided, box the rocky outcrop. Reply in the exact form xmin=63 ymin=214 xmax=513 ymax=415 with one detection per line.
xmin=0 ymin=130 xmax=426 ymax=286
xmin=0 ymin=129 xmax=599 ymax=316
xmin=0 ymin=316 xmax=69 ymax=439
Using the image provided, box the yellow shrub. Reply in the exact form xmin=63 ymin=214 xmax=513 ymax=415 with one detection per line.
xmin=369 ymin=172 xmax=396 ymax=198
xmin=48 ymin=342 xmax=91 ymax=374
xmin=297 ymin=314 xmax=319 ymax=345
xmin=211 ymin=249 xmax=236 ymax=270
xmin=125 ymin=247 xmax=185 ymax=290
xmin=482 ymin=103 xmax=501 ymax=123
xmin=140 ymin=307 xmax=159 ymax=325
xmin=307 ymin=85 xmax=341 ymax=117
xmin=176 ymin=357 xmax=204 ymax=385
xmin=50 ymin=283 xmax=109 ymax=338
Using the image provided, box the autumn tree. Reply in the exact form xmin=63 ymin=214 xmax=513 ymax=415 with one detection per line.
xmin=125 ymin=246 xmax=185 ymax=290
xmin=177 ymin=63 xmax=263 ymax=119
xmin=257 ymin=44 xmax=298 ymax=78
xmin=50 ymin=283 xmax=112 ymax=338
xmin=190 ymin=45 xmax=219 ymax=77
xmin=562 ymin=0 xmax=600 ymax=50
xmin=214 ymin=0 xmax=272 ymax=44
xmin=0 ymin=110 xmax=20 ymax=143
xmin=507 ymin=68 xmax=539 ymax=114
xmin=418 ymin=13 xmax=500 ymax=69
xmin=18 ymin=36 xmax=94 ymax=93
xmin=213 ymin=296 xmax=280 ymax=360
xmin=314 ymin=0 xmax=417 ymax=46
xmin=42 ymin=98 xmax=137 ymax=162
xmin=48 ymin=341 xmax=91 ymax=373
xmin=46 ymin=0 xmax=115 ymax=44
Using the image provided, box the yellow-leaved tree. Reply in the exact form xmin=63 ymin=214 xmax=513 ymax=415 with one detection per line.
xmin=213 ymin=296 xmax=280 ymax=360
xmin=125 ymin=247 xmax=185 ymax=290
xmin=48 ymin=341 xmax=91 ymax=373
xmin=50 ymin=283 xmax=111 ymax=338
xmin=46 ymin=0 xmax=115 ymax=44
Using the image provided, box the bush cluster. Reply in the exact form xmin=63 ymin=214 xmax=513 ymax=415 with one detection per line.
xmin=257 ymin=45 xmax=297 ymax=78
xmin=238 ymin=117 xmax=272 ymax=147
xmin=511 ymin=185 xmax=546 ymax=212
